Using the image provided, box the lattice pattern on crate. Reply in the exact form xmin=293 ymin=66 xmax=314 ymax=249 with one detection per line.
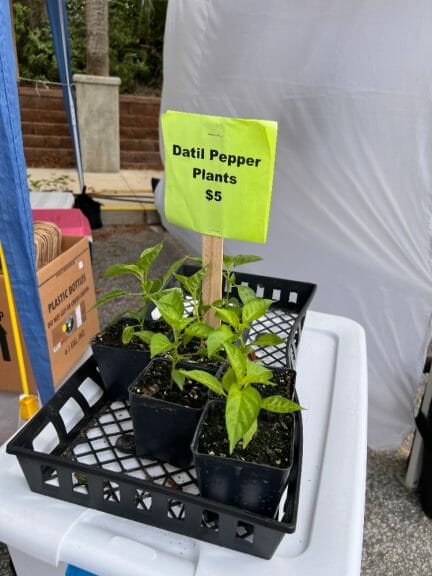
xmin=184 ymin=296 xmax=299 ymax=369
xmin=57 ymin=400 xmax=199 ymax=505
xmin=249 ymin=307 xmax=299 ymax=368
xmin=41 ymin=296 xmax=301 ymax=513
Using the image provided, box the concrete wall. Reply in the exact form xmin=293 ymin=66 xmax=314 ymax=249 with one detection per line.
xmin=19 ymin=86 xmax=162 ymax=170
xmin=74 ymin=74 xmax=121 ymax=172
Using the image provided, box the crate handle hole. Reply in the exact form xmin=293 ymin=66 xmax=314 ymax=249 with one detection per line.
xmin=59 ymin=398 xmax=85 ymax=433
xmin=201 ymin=510 xmax=219 ymax=532
xmin=256 ymin=284 xmax=265 ymax=298
xmin=103 ymin=480 xmax=120 ymax=503
xmin=41 ymin=465 xmax=59 ymax=488
xmin=72 ymin=471 xmax=89 ymax=495
xmin=135 ymin=489 xmax=152 ymax=511
xmin=272 ymin=288 xmax=281 ymax=301
xmin=32 ymin=422 xmax=59 ymax=454
xmin=78 ymin=377 xmax=104 ymax=407
xmin=167 ymin=499 xmax=185 ymax=521
xmin=289 ymin=291 xmax=298 ymax=304
xmin=236 ymin=521 xmax=254 ymax=544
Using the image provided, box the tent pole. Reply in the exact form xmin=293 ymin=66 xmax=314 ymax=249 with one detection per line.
xmin=57 ymin=0 xmax=85 ymax=192
xmin=0 ymin=243 xmax=39 ymax=420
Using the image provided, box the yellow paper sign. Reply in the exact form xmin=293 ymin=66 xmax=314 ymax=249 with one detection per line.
xmin=161 ymin=111 xmax=277 ymax=243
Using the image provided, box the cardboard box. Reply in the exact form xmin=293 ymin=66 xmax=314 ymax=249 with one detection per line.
xmin=0 ymin=236 xmax=99 ymax=394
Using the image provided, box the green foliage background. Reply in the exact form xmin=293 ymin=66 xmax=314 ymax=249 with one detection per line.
xmin=13 ymin=0 xmax=168 ymax=93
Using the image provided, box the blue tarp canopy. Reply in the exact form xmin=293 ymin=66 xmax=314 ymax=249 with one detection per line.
xmin=0 ymin=2 xmax=54 ymax=402
xmin=0 ymin=0 xmax=82 ymax=402
xmin=46 ymin=0 xmax=84 ymax=192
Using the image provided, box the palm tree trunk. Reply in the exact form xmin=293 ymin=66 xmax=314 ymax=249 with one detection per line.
xmin=85 ymin=0 xmax=109 ymax=76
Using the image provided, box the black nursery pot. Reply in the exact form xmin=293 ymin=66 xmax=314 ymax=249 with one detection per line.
xmin=129 ymin=357 xmax=217 ymax=468
xmin=91 ymin=318 xmax=163 ymax=401
xmin=191 ymin=399 xmax=296 ymax=519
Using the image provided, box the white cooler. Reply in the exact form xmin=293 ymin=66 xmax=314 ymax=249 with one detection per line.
xmin=30 ymin=191 xmax=75 ymax=209
xmin=0 ymin=311 xmax=367 ymax=576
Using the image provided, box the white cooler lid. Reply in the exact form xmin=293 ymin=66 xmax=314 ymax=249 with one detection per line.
xmin=0 ymin=311 xmax=367 ymax=576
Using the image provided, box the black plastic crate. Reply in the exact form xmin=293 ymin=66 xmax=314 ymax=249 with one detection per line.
xmin=8 ymin=270 xmax=315 ymax=559
xmin=171 ymin=265 xmax=317 ymax=370
xmin=7 ymin=357 xmax=303 ymax=560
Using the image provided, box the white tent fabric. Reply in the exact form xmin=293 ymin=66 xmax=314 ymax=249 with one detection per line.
xmin=155 ymin=0 xmax=432 ymax=449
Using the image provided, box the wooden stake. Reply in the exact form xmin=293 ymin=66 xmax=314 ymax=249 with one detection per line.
xmin=202 ymin=235 xmax=223 ymax=328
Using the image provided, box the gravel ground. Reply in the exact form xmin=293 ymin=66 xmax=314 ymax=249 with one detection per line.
xmin=0 ymin=544 xmax=14 ymax=576
xmin=2 ymin=223 xmax=431 ymax=575
xmin=362 ymin=449 xmax=432 ymax=576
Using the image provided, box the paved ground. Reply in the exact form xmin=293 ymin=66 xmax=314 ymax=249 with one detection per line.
xmin=1 ymin=223 xmax=432 ymax=574
xmin=27 ymin=167 xmax=163 ymax=196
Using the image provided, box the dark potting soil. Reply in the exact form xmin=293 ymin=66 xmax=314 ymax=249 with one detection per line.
xmin=254 ymin=367 xmax=296 ymax=400
xmin=197 ymin=402 xmax=294 ymax=469
xmin=92 ymin=318 xmax=170 ymax=351
xmin=132 ymin=359 xmax=210 ymax=409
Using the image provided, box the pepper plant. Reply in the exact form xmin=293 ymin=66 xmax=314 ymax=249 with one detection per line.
xmin=181 ymin=341 xmax=302 ymax=452
xmin=205 ymin=281 xmax=286 ymax=360
xmin=131 ymin=265 xmax=214 ymax=389
xmin=220 ymin=254 xmax=262 ymax=307
xmin=95 ymin=241 xmax=188 ymax=342
xmin=179 ymin=258 xmax=302 ymax=452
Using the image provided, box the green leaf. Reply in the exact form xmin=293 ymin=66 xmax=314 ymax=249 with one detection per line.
xmin=253 ymin=333 xmax=286 ymax=347
xmin=121 ymin=325 xmax=135 ymax=344
xmin=227 ymin=297 xmax=242 ymax=314
xmin=185 ymin=322 xmax=213 ymax=339
xmin=104 ymin=264 xmax=142 ymax=279
xmin=242 ymin=298 xmax=273 ymax=324
xmin=180 ymin=369 xmax=225 ymax=396
xmin=147 ymin=279 xmax=162 ymax=294
xmin=226 ymin=385 xmax=261 ymax=453
xmin=138 ymin=242 xmax=163 ymax=274
xmin=154 ymin=302 xmax=181 ymax=327
xmin=95 ymin=289 xmax=129 ymax=307
xmin=261 ymin=395 xmax=302 ymax=413
xmin=172 ymin=368 xmax=185 ymax=390
xmin=244 ymin=360 xmax=274 ymax=385
xmin=236 ymin=285 xmax=257 ymax=305
xmin=161 ymin=256 xmax=188 ymax=288
xmin=224 ymin=342 xmax=247 ymax=383
xmin=221 ymin=367 xmax=237 ymax=392
xmin=153 ymin=289 xmax=184 ymax=327
xmin=242 ymin=418 xmax=257 ymax=449
xmin=150 ymin=333 xmax=174 ymax=357
xmin=127 ymin=311 xmax=143 ymax=323
xmin=174 ymin=265 xmax=208 ymax=298
xmin=207 ymin=325 xmax=234 ymax=358
xmin=157 ymin=288 xmax=184 ymax=318
xmin=199 ymin=303 xmax=211 ymax=317
xmin=178 ymin=316 xmax=195 ymax=332
xmin=214 ymin=307 xmax=240 ymax=329
xmin=182 ymin=332 xmax=193 ymax=347
xmin=227 ymin=272 xmax=236 ymax=286
xmin=131 ymin=330 xmax=154 ymax=345
xmin=140 ymin=279 xmax=153 ymax=295
xmin=223 ymin=254 xmax=262 ymax=269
